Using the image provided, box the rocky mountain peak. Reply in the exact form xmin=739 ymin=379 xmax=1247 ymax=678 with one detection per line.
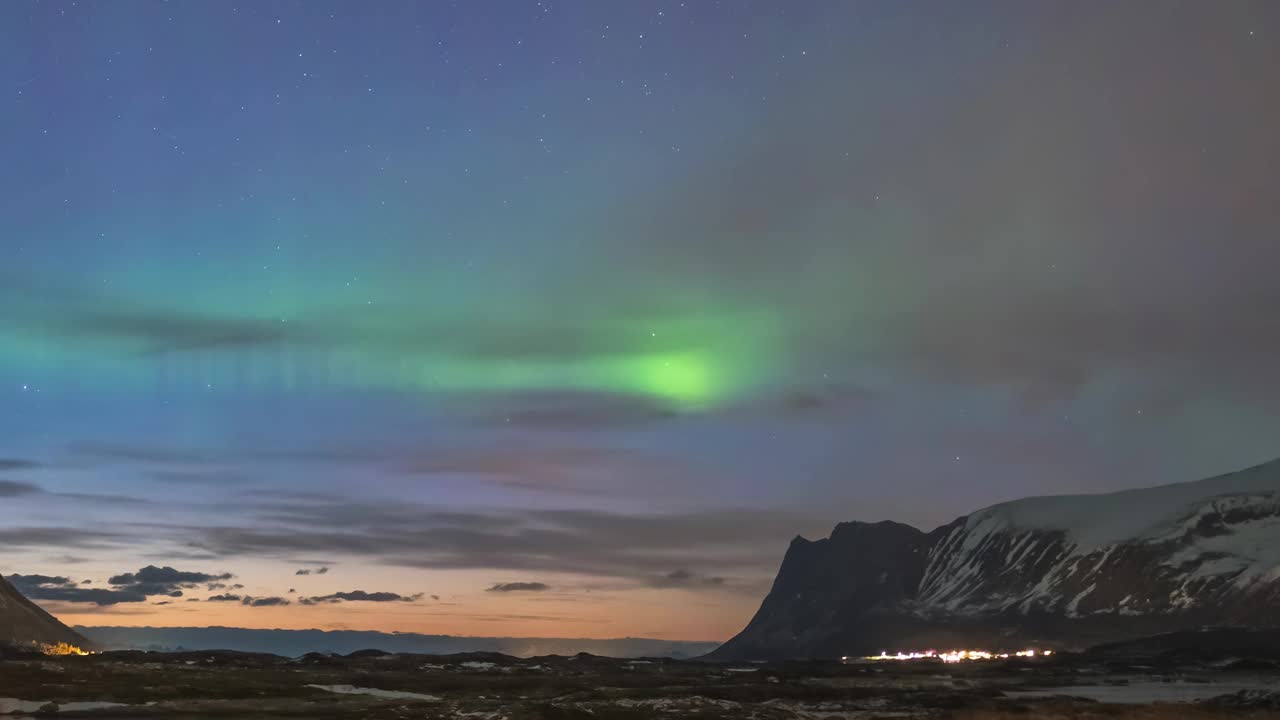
xmin=712 ymin=457 xmax=1280 ymax=660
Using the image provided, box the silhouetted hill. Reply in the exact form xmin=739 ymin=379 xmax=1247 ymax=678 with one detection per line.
xmin=0 ymin=574 xmax=88 ymax=650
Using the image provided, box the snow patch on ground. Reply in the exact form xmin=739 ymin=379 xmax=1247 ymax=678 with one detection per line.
xmin=1005 ymin=679 xmax=1280 ymax=704
xmin=306 ymin=685 xmax=441 ymax=702
xmin=0 ymin=698 xmax=131 ymax=714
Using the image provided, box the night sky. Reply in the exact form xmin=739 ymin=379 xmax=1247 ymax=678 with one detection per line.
xmin=2 ymin=1 xmax=1278 ymax=641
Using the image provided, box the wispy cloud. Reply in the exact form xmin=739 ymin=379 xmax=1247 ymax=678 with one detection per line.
xmin=0 ymin=473 xmax=150 ymax=505
xmin=191 ymin=502 xmax=798 ymax=588
xmin=0 ymin=458 xmax=41 ymax=471
xmin=0 ymin=480 xmax=42 ymax=497
xmin=646 ymin=569 xmax=727 ymax=589
xmin=299 ymin=590 xmax=422 ymax=605
xmin=485 ymin=582 xmax=549 ymax=593
xmin=9 ymin=574 xmax=145 ymax=606
xmin=243 ymin=596 xmax=291 ymax=607
xmin=0 ymin=527 xmax=125 ymax=549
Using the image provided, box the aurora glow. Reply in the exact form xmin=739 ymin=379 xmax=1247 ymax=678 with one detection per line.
xmin=1 ymin=1 xmax=1278 ymax=642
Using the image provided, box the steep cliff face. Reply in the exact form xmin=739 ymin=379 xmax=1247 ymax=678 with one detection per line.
xmin=714 ymin=521 xmax=932 ymax=660
xmin=0 ymin=574 xmax=89 ymax=651
xmin=713 ymin=458 xmax=1280 ymax=660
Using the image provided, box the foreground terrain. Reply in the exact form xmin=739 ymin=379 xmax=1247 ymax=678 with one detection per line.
xmin=0 ymin=645 xmax=1278 ymax=719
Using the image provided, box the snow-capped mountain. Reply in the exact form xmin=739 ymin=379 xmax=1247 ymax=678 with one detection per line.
xmin=712 ymin=458 xmax=1280 ymax=660
xmin=0 ymin=574 xmax=88 ymax=651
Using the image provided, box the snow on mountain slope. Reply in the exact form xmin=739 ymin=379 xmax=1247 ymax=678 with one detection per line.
xmin=916 ymin=458 xmax=1280 ymax=617
xmin=960 ymin=458 xmax=1280 ymax=549
xmin=1160 ymin=494 xmax=1280 ymax=588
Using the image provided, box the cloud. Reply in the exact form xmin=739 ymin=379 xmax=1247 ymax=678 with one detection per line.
xmin=245 ymin=489 xmax=345 ymax=502
xmin=9 ymin=574 xmax=147 ymax=606
xmin=48 ymin=555 xmax=91 ymax=565
xmin=56 ymin=491 xmax=148 ymax=505
xmin=399 ymin=445 xmax=701 ymax=497
xmin=64 ymin=440 xmax=712 ymax=505
xmin=299 ymin=590 xmax=422 ymax=605
xmin=144 ymin=550 xmax=222 ymax=562
xmin=0 ymin=527 xmax=124 ymax=549
xmin=0 ymin=480 xmax=42 ymax=497
xmin=294 ymin=566 xmax=329 ymax=576
xmin=108 ymin=565 xmax=234 ymax=598
xmin=461 ymin=390 xmax=679 ymax=429
xmin=193 ymin=504 xmax=803 ymax=585
xmin=205 ymin=594 xmax=243 ymax=602
xmin=146 ymin=469 xmax=255 ymax=486
xmin=766 ymin=385 xmax=881 ymax=417
xmin=242 ymin=596 xmax=291 ymax=607
xmin=646 ymin=569 xmax=727 ymax=589
xmin=0 ymin=459 xmax=40 ymax=471
xmin=2 ymin=278 xmax=700 ymax=370
xmin=880 ymin=289 xmax=1280 ymax=398
xmin=9 ymin=574 xmax=71 ymax=586
xmin=71 ymin=444 xmax=218 ymax=466
xmin=0 ymin=473 xmax=142 ymax=505
xmin=25 ymin=298 xmax=303 ymax=356
xmin=486 ymin=582 xmax=549 ymax=593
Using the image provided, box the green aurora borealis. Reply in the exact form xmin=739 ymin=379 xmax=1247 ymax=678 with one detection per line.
xmin=1 ymin=0 xmax=1279 ymax=640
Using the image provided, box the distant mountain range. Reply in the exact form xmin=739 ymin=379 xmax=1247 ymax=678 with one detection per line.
xmin=0 ymin=574 xmax=88 ymax=650
xmin=79 ymin=626 xmax=719 ymax=659
xmin=712 ymin=458 xmax=1280 ymax=660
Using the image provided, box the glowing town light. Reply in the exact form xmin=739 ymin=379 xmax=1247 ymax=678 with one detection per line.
xmin=41 ymin=642 xmax=91 ymax=656
xmin=859 ymin=648 xmax=1050 ymax=664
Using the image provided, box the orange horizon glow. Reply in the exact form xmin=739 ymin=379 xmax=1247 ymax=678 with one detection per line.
xmin=12 ymin=555 xmax=767 ymax=645
xmin=43 ymin=590 xmax=748 ymax=643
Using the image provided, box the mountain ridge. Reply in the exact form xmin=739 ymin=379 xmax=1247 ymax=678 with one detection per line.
xmin=712 ymin=457 xmax=1280 ymax=660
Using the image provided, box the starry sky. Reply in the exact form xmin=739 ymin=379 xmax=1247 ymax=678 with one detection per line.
xmin=1 ymin=1 xmax=1278 ymax=642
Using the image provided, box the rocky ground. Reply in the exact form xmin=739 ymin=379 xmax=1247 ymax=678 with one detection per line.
xmin=0 ymin=648 xmax=1278 ymax=718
